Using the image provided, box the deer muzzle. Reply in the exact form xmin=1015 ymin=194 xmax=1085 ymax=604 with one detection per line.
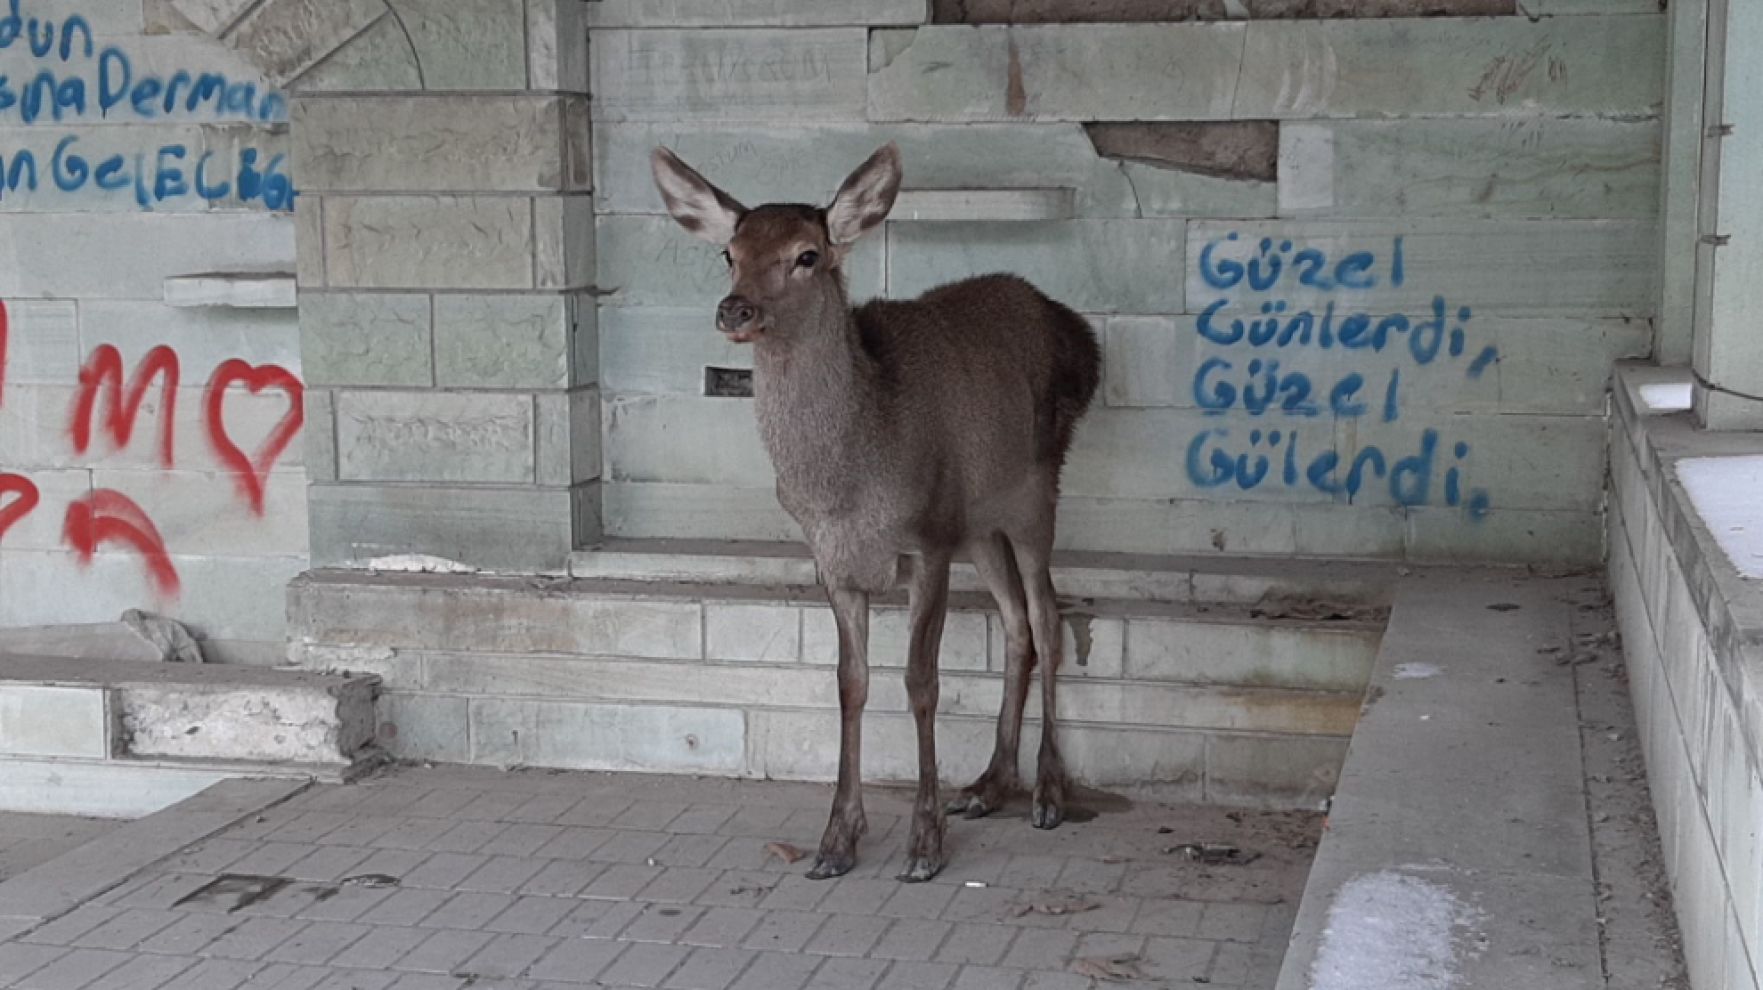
xmin=716 ymin=295 xmax=762 ymax=342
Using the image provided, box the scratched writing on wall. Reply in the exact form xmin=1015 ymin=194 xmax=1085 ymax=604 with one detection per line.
xmin=0 ymin=0 xmax=295 ymax=210
xmin=0 ymin=299 xmax=304 ymax=599
xmin=1186 ymin=234 xmax=1498 ymax=517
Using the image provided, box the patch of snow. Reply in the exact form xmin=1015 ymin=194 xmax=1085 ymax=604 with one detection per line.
xmin=1676 ymin=456 xmax=1763 ymax=579
xmin=1393 ymin=663 xmax=1442 ymax=680
xmin=1639 ymin=381 xmax=1693 ymax=412
xmin=1311 ymin=870 xmax=1471 ymax=990
xmin=365 ymin=554 xmax=479 ymax=574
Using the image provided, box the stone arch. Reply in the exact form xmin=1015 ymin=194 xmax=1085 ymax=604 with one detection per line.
xmin=169 ymin=0 xmax=422 ymax=89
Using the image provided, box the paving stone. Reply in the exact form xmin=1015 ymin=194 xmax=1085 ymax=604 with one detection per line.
xmin=457 ymin=933 xmax=557 ymax=978
xmin=403 ymin=855 xmax=490 ymax=890
xmin=419 ymin=893 xmax=516 ymax=932
xmin=809 ymin=956 xmax=889 ymax=990
xmin=15 ymin=946 xmax=128 ymax=990
xmin=527 ymin=937 xmax=627 ymax=982
xmin=484 ymin=897 xmax=577 ymax=936
xmin=804 ymin=915 xmax=890 ymax=958
xmin=601 ymin=941 xmax=691 ymax=986
xmin=391 ymin=928 xmax=494 ymax=974
xmin=262 ymin=923 xmax=370 ymax=965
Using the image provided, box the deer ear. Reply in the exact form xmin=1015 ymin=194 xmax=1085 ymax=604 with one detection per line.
xmin=651 ymin=147 xmax=746 ymax=246
xmin=826 ymin=143 xmax=901 ymax=246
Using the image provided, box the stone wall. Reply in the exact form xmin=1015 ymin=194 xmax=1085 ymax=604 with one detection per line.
xmin=0 ymin=0 xmax=300 ymax=664
xmin=593 ymin=3 xmax=1663 ymax=565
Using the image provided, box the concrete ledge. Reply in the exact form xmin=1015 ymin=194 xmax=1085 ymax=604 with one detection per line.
xmin=162 ymin=271 xmax=297 ymax=309
xmin=890 ymin=188 xmax=1075 ymax=221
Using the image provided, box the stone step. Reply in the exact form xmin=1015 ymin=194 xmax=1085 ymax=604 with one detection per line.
xmin=0 ymin=656 xmax=381 ymax=803
xmin=290 ymin=564 xmax=1387 ymax=808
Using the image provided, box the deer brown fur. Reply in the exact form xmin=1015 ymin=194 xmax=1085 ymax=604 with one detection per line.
xmin=652 ymin=143 xmax=1100 ymax=882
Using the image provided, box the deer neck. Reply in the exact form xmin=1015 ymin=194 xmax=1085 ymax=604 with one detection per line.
xmin=751 ymin=304 xmax=883 ymax=510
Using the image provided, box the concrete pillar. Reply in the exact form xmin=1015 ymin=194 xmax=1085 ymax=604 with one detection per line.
xmin=289 ymin=0 xmax=599 ymax=571
xmin=1654 ymin=0 xmax=1707 ymax=367
xmin=1691 ymin=0 xmax=1763 ymax=429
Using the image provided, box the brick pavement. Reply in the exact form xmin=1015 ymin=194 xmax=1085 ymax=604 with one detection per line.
xmin=0 ymin=766 xmax=1320 ymax=989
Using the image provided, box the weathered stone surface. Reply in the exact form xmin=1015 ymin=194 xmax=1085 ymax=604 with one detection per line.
xmin=535 ymin=195 xmax=596 ymax=290
xmin=0 ymin=214 xmax=293 ymax=301
xmin=293 ymin=16 xmax=423 ymax=91
xmin=120 ymin=677 xmax=376 ymax=764
xmin=0 ymin=302 xmax=78 ymax=387
xmin=1235 ymin=14 xmax=1666 ymax=118
xmin=224 ymin=0 xmax=385 ymax=84
xmin=987 ymin=612 xmax=1125 ymax=678
xmin=592 ymin=28 xmax=869 ymax=121
xmin=1279 ymin=118 xmax=1660 ymax=218
xmin=294 ymin=96 xmax=578 ymax=193
xmin=1185 ymin=219 xmax=1657 ymax=316
xmin=84 ymin=302 xmax=299 ymax=378
xmin=1127 ymin=618 xmax=1377 ymax=691
xmin=378 ymin=693 xmax=470 ymax=763
xmin=335 ymin=390 xmax=537 ymax=484
xmin=602 ymin=481 xmax=798 ymax=542
xmin=1206 ymin=733 xmax=1347 ymax=809
xmin=147 ymin=0 xmax=201 ymax=33
xmin=295 ymin=195 xmax=325 ymax=287
xmin=305 ymin=389 xmax=339 ymax=483
xmin=887 ymin=219 xmax=1186 ymax=313
xmin=300 ymin=292 xmax=434 ymax=387
xmin=1087 ymin=122 xmax=1278 ymax=181
xmin=322 ymin=196 xmax=534 ymax=290
xmin=527 ymin=0 xmax=590 ymax=91
xmin=1350 ymin=413 xmax=1606 ymax=512
xmin=869 ymin=23 xmax=1245 ymax=122
xmin=804 ymin=604 xmax=991 ymax=671
xmin=169 ymin=0 xmax=255 ymax=35
xmin=471 ymin=698 xmax=745 ymax=772
xmin=706 ymin=603 xmax=802 ymax=662
xmin=0 ymin=686 xmax=110 ymax=759
xmin=434 ymin=295 xmax=571 ymax=389
xmin=535 ymin=389 xmax=602 ymax=487
xmin=92 ymin=468 xmax=310 ymax=556
xmin=1700 ymin=0 xmax=1763 ymax=429
xmin=604 ymin=394 xmax=772 ymax=488
xmin=587 ymin=0 xmax=928 ymax=26
xmin=932 ymin=0 xmax=1511 ymax=20
xmin=307 ymin=484 xmax=577 ymax=571
xmin=600 ymin=307 xmax=750 ymax=395
xmin=598 ymin=215 xmax=884 ymax=306
xmin=891 ymin=188 xmax=1073 ymax=221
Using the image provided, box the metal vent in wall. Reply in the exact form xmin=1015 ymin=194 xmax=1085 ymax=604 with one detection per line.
xmin=704 ymin=367 xmax=754 ymax=398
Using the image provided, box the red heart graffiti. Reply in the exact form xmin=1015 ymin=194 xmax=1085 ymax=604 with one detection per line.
xmin=0 ymin=473 xmax=39 ymax=546
xmin=205 ymin=360 xmax=304 ymax=516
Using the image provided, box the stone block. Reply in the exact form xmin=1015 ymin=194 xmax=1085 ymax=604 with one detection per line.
xmin=0 ymin=301 xmax=78 ymax=387
xmin=378 ymin=692 xmax=470 ymax=763
xmin=0 ymin=214 xmax=294 ymax=301
xmin=592 ymin=28 xmax=868 ymax=121
xmin=1054 ymin=495 xmax=1306 ymax=555
xmin=1404 ymin=507 xmax=1602 ymax=565
xmin=89 ymin=468 xmax=310 ymax=557
xmin=293 ymin=95 xmax=579 ymax=193
xmin=1086 ymin=122 xmax=1279 ymax=182
xmin=295 ymin=194 xmax=325 ymax=287
xmin=198 ymin=125 xmax=295 ymax=213
xmin=469 ymin=699 xmax=745 ymax=772
xmin=535 ymin=195 xmax=595 ymax=290
xmin=586 ymin=0 xmax=927 ymax=26
xmin=601 ymin=307 xmax=750 ymax=396
xmin=535 ymin=389 xmax=602 ymax=487
xmin=303 ymin=389 xmax=338 ymax=482
xmin=307 ymin=484 xmax=577 ymax=571
xmin=753 ymin=708 xmax=994 ymax=783
xmin=300 ymin=292 xmax=433 ymax=387
xmin=888 ymin=219 xmax=1185 ymax=313
xmin=434 ymin=295 xmax=571 ymax=389
xmin=83 ymin=301 xmax=300 ymax=374
xmin=1065 ymin=408 xmax=1344 ymax=504
xmin=292 ymin=16 xmax=422 ymax=91
xmin=601 ymin=481 xmax=799 ymax=543
xmin=1126 ymin=618 xmax=1377 ymax=692
xmin=0 ymin=758 xmax=237 ymax=817
xmin=889 ymin=188 xmax=1072 ymax=222
xmin=225 ymin=0 xmax=386 ymax=84
xmin=868 ymin=24 xmax=1244 ymax=122
xmin=1205 ymin=733 xmax=1346 ymax=809
xmin=706 ymin=603 xmax=803 ymax=662
xmin=604 ymin=394 xmax=772 ymax=488
xmin=1278 ymin=118 xmax=1661 ymax=218
xmin=322 ymin=196 xmax=534 ymax=291
xmin=0 ymin=384 xmax=305 ymax=476
xmin=119 ymin=675 xmax=377 ymax=764
xmin=386 ymin=0 xmax=529 ymax=90
xmin=0 ymin=685 xmax=111 ymax=759
xmin=1235 ymin=14 xmax=1665 ymax=118
xmin=170 ymin=0 xmax=257 ymax=35
xmin=335 ymin=390 xmax=537 ymax=484
xmin=148 ymin=0 xmax=202 ymax=33
xmin=423 ymin=654 xmax=829 ymax=708
xmin=932 ymin=0 xmax=1513 ymax=20
xmin=1347 ymin=412 xmax=1605 ymax=512
xmin=986 ymin=612 xmax=1124 ymax=679
xmin=290 ymin=573 xmax=704 ymax=658
xmin=1101 ymin=316 xmax=1181 ymax=408
xmin=1186 ymin=219 xmax=1657 ymax=317
xmin=527 ymin=0 xmax=590 ymax=91
xmin=600 ymin=216 xmax=776 ymax=306
xmin=802 ymin=603 xmax=990 ymax=671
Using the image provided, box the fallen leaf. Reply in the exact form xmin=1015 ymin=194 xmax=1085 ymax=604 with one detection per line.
xmin=765 ymin=842 xmax=807 ymax=864
xmin=1012 ymin=892 xmax=1100 ymax=917
xmin=1070 ymin=954 xmax=1142 ymax=981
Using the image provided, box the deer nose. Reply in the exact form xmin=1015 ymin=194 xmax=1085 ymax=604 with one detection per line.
xmin=716 ymin=295 xmax=759 ymax=335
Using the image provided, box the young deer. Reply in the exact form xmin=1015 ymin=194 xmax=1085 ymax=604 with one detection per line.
xmin=652 ymin=144 xmax=1100 ymax=882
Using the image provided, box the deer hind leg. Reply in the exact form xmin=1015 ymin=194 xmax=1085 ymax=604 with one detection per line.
xmin=947 ymin=532 xmax=1033 ymax=818
xmin=899 ymin=548 xmax=952 ymax=882
xmin=1012 ymin=529 xmax=1068 ymax=830
xmin=808 ymin=587 xmax=871 ymax=880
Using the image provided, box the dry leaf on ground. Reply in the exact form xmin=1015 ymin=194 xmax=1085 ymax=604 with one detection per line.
xmin=765 ymin=841 xmax=807 ymax=864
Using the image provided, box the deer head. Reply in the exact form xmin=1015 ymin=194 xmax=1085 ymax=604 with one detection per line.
xmin=652 ymin=143 xmax=903 ymax=343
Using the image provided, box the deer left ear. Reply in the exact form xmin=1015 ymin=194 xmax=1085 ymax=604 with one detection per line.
xmin=826 ymin=143 xmax=901 ymax=246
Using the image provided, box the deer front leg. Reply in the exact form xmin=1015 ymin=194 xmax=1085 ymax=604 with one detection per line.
xmin=808 ymin=588 xmax=870 ymax=880
xmin=900 ymin=549 xmax=952 ymax=882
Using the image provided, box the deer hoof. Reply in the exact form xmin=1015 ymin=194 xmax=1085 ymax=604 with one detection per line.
xmin=806 ymin=852 xmax=856 ymax=880
xmin=1031 ymin=781 xmax=1066 ymax=830
xmin=897 ymin=856 xmax=945 ymax=883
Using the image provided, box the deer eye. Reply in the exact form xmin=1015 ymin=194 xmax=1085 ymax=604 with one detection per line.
xmin=795 ymin=250 xmax=820 ymax=270
xmin=721 ymin=250 xmax=733 ymax=267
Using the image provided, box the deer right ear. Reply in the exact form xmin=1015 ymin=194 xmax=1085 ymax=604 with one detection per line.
xmin=651 ymin=147 xmax=746 ymax=246
xmin=826 ymin=143 xmax=902 ymax=246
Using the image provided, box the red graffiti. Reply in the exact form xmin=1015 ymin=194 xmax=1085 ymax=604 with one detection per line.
xmin=206 ymin=359 xmax=303 ymax=516
xmin=71 ymin=344 xmax=181 ymax=469
xmin=62 ymin=490 xmax=180 ymax=598
xmin=0 ymin=473 xmax=39 ymax=546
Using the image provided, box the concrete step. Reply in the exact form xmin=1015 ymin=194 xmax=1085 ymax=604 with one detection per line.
xmin=290 ymin=564 xmax=1388 ymax=808
xmin=0 ymin=655 xmax=380 ymax=816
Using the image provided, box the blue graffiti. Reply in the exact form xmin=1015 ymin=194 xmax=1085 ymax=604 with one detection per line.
xmin=2 ymin=132 xmax=292 ymax=209
xmin=1185 ymin=427 xmax=1491 ymax=513
xmin=1199 ymin=234 xmax=1405 ymax=294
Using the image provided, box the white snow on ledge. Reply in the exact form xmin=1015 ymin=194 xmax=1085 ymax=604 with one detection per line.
xmin=1310 ymin=870 xmax=1472 ymax=990
xmin=1677 ymin=455 xmax=1763 ymax=579
xmin=1640 ymin=381 xmax=1694 ymax=412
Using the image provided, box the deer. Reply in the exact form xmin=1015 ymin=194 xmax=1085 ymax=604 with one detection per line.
xmin=652 ymin=143 xmax=1100 ymax=882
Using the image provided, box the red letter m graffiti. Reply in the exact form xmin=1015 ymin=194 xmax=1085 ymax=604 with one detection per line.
xmin=70 ymin=345 xmax=180 ymax=469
